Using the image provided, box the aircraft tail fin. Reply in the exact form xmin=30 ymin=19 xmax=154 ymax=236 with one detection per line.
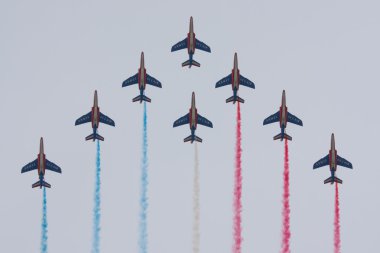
xmin=273 ymin=133 xmax=292 ymax=141
xmin=324 ymin=176 xmax=343 ymax=184
xmin=184 ymin=135 xmax=202 ymax=143
xmin=182 ymin=59 xmax=200 ymax=68
xmin=226 ymin=96 xmax=244 ymax=104
xmin=32 ymin=180 xmax=51 ymax=188
xmin=132 ymin=95 xmax=151 ymax=103
xmin=85 ymin=133 xmax=104 ymax=141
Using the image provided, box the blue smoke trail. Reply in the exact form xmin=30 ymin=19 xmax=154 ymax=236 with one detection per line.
xmin=92 ymin=140 xmax=101 ymax=253
xmin=139 ymin=101 xmax=149 ymax=253
xmin=41 ymin=187 xmax=48 ymax=253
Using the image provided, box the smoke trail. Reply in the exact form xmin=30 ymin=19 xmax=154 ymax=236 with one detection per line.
xmin=193 ymin=143 xmax=200 ymax=253
xmin=41 ymin=187 xmax=48 ymax=253
xmin=334 ymin=183 xmax=341 ymax=253
xmin=92 ymin=140 xmax=101 ymax=253
xmin=281 ymin=139 xmax=291 ymax=253
xmin=139 ymin=101 xmax=149 ymax=253
xmin=233 ymin=102 xmax=242 ymax=253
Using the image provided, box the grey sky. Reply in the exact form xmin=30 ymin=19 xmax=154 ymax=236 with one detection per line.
xmin=1 ymin=0 xmax=379 ymax=252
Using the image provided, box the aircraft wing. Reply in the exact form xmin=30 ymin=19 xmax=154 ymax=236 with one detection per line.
xmin=287 ymin=112 xmax=303 ymax=126
xmin=122 ymin=73 xmax=138 ymax=87
xmin=173 ymin=113 xmax=189 ymax=127
xmin=313 ymin=155 xmax=329 ymax=169
xmin=197 ymin=114 xmax=213 ymax=128
xmin=171 ymin=38 xmax=187 ymax=52
xmin=337 ymin=155 xmax=353 ymax=169
xmin=46 ymin=159 xmax=62 ymax=173
xmin=99 ymin=112 xmax=115 ymax=126
xmin=21 ymin=159 xmax=38 ymax=173
xmin=239 ymin=74 xmax=255 ymax=89
xmin=195 ymin=39 xmax=211 ymax=52
xmin=263 ymin=111 xmax=280 ymax=125
xmin=146 ymin=74 xmax=162 ymax=88
xmin=75 ymin=112 xmax=91 ymax=126
xmin=215 ymin=74 xmax=231 ymax=88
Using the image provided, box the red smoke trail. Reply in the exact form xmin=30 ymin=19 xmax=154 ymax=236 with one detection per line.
xmin=233 ymin=102 xmax=242 ymax=253
xmin=334 ymin=182 xmax=341 ymax=253
xmin=281 ymin=139 xmax=291 ymax=253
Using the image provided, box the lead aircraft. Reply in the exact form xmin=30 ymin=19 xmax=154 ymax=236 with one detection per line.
xmin=75 ymin=90 xmax=115 ymax=141
xmin=313 ymin=133 xmax=353 ymax=184
xmin=263 ymin=90 xmax=303 ymax=141
xmin=173 ymin=92 xmax=213 ymax=143
xmin=21 ymin=138 xmax=61 ymax=188
xmin=171 ymin=16 xmax=211 ymax=68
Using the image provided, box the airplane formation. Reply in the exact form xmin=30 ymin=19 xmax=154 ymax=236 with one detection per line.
xmin=21 ymin=16 xmax=353 ymax=187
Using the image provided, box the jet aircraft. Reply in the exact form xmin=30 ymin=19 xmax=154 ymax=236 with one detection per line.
xmin=215 ymin=53 xmax=255 ymax=103
xmin=122 ymin=52 xmax=162 ymax=103
xmin=21 ymin=138 xmax=61 ymax=188
xmin=171 ymin=16 xmax=211 ymax=68
xmin=313 ymin=133 xmax=353 ymax=184
xmin=263 ymin=90 xmax=303 ymax=141
xmin=75 ymin=90 xmax=115 ymax=141
xmin=173 ymin=92 xmax=213 ymax=143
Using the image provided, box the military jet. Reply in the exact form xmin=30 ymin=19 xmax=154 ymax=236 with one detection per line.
xmin=173 ymin=92 xmax=213 ymax=143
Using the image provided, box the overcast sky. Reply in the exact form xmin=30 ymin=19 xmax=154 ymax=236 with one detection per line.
xmin=1 ymin=0 xmax=379 ymax=252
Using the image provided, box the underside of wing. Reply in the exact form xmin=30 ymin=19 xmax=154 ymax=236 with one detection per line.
xmin=75 ymin=112 xmax=91 ymax=126
xmin=122 ymin=73 xmax=138 ymax=87
xmin=287 ymin=112 xmax=303 ymax=126
xmin=173 ymin=114 xmax=189 ymax=127
xmin=171 ymin=38 xmax=187 ymax=52
xmin=215 ymin=74 xmax=231 ymax=88
xmin=195 ymin=39 xmax=211 ymax=52
xmin=263 ymin=111 xmax=280 ymax=125
xmin=21 ymin=159 xmax=38 ymax=173
xmin=197 ymin=114 xmax=213 ymax=128
xmin=313 ymin=155 xmax=329 ymax=169
xmin=146 ymin=74 xmax=162 ymax=88
xmin=99 ymin=112 xmax=115 ymax=126
xmin=337 ymin=155 xmax=353 ymax=169
xmin=239 ymin=74 xmax=255 ymax=89
xmin=46 ymin=159 xmax=62 ymax=173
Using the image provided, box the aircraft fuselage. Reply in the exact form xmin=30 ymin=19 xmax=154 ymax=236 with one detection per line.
xmin=37 ymin=138 xmax=46 ymax=177
xmin=138 ymin=52 xmax=147 ymax=91
xmin=231 ymin=53 xmax=240 ymax=92
xmin=279 ymin=90 xmax=288 ymax=129
xmin=187 ymin=17 xmax=196 ymax=55
xmin=91 ymin=90 xmax=100 ymax=130
xmin=189 ymin=92 xmax=198 ymax=130
xmin=329 ymin=134 xmax=337 ymax=173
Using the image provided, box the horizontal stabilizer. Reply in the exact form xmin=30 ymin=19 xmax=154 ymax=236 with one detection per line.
xmin=273 ymin=133 xmax=292 ymax=141
xmin=85 ymin=133 xmax=104 ymax=141
xmin=32 ymin=180 xmax=51 ymax=188
xmin=132 ymin=95 xmax=151 ymax=103
xmin=184 ymin=135 xmax=202 ymax=143
xmin=324 ymin=176 xmax=343 ymax=184
xmin=182 ymin=59 xmax=200 ymax=68
xmin=226 ymin=96 xmax=244 ymax=104
xmin=195 ymin=136 xmax=202 ymax=142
